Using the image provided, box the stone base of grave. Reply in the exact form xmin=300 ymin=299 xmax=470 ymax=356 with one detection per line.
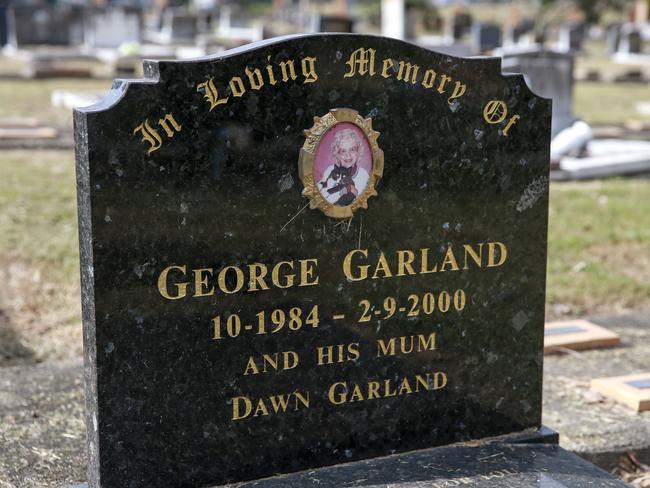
xmin=71 ymin=442 xmax=627 ymax=488
xmin=70 ymin=427 xmax=627 ymax=488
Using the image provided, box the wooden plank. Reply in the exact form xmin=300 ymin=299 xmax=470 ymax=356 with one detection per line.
xmin=591 ymin=373 xmax=650 ymax=412
xmin=544 ymin=319 xmax=621 ymax=354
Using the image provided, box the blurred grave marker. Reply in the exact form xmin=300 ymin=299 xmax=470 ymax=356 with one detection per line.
xmin=7 ymin=4 xmax=85 ymax=48
xmin=472 ymin=23 xmax=502 ymax=53
xmin=501 ymin=49 xmax=575 ymax=137
xmin=544 ymin=320 xmax=621 ymax=354
xmin=84 ymin=7 xmax=143 ymax=49
xmin=592 ymin=374 xmax=650 ymax=412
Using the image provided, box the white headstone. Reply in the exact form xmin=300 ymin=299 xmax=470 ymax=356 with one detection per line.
xmin=381 ymin=0 xmax=405 ymax=40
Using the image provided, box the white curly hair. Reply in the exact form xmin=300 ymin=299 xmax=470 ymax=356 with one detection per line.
xmin=331 ymin=127 xmax=364 ymax=160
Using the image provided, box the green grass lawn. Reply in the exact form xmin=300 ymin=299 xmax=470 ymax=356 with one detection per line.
xmin=548 ymin=178 xmax=650 ymax=316
xmin=0 ymin=150 xmax=79 ymax=279
xmin=0 ymin=78 xmax=111 ymax=127
xmin=575 ymin=82 xmax=650 ymax=126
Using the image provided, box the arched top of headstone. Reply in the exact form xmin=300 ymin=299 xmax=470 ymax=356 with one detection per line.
xmin=77 ymin=33 xmax=547 ymax=117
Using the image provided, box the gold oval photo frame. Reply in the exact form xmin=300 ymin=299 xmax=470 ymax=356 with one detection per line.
xmin=298 ymin=108 xmax=384 ymax=219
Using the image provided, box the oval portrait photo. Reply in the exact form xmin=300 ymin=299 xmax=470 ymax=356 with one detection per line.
xmin=299 ymin=108 xmax=384 ymax=219
xmin=314 ymin=123 xmax=373 ymax=207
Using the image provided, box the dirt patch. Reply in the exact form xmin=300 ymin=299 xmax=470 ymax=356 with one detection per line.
xmin=0 ymin=259 xmax=81 ymax=366
xmin=589 ymin=241 xmax=650 ymax=286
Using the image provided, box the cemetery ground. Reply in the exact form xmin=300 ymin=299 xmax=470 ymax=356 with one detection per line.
xmin=0 ymin=75 xmax=650 ymax=486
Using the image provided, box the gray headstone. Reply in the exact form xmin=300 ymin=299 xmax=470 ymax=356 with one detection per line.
xmin=618 ymin=24 xmax=643 ymax=54
xmin=558 ymin=23 xmax=585 ymax=52
xmin=160 ymin=8 xmax=198 ymax=42
xmin=607 ymin=24 xmax=621 ymax=54
xmin=472 ymin=23 xmax=502 ymax=53
xmin=84 ymin=7 xmax=142 ymax=49
xmin=501 ymin=49 xmax=575 ymax=137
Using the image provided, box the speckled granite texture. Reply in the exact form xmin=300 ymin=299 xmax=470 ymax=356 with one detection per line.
xmin=217 ymin=442 xmax=629 ymax=487
xmin=74 ymin=34 xmax=552 ymax=487
xmin=72 ymin=442 xmax=630 ymax=488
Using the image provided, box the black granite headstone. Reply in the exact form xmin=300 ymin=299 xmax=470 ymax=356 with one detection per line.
xmin=74 ymin=34 xmax=552 ymax=488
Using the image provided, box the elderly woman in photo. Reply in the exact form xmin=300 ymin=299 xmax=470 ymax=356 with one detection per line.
xmin=319 ymin=128 xmax=370 ymax=206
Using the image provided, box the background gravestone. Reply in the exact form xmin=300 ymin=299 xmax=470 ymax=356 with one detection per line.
xmin=84 ymin=7 xmax=142 ymax=49
xmin=75 ymin=33 xmax=551 ymax=488
xmin=501 ymin=49 xmax=575 ymax=137
xmin=472 ymin=22 xmax=503 ymax=53
xmin=7 ymin=5 xmax=85 ymax=47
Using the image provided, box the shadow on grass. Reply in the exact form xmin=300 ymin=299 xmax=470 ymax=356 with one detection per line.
xmin=0 ymin=309 xmax=37 ymax=366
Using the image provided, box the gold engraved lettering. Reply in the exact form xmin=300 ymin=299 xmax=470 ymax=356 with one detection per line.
xmin=245 ymin=66 xmax=264 ymax=90
xmin=265 ymin=56 xmax=277 ymax=85
xmin=371 ymin=252 xmax=393 ymax=279
xmin=422 ymin=69 xmax=436 ymax=89
xmin=440 ymin=246 xmax=459 ymax=272
xmin=326 ymin=373 xmax=447 ymax=405
xmin=448 ymin=81 xmax=467 ymax=104
xmin=243 ymin=351 xmax=299 ymax=375
xmin=301 ymin=57 xmax=318 ymax=83
xmin=197 ymin=78 xmax=229 ymax=111
xmin=396 ymin=250 xmax=416 ymax=276
xmin=247 ymin=263 xmax=270 ymax=291
xmin=344 ymin=47 xmax=376 ymax=78
xmin=381 ymin=58 xmax=394 ymax=78
xmin=271 ymin=261 xmax=295 ymax=288
xmin=420 ymin=248 xmax=438 ymax=274
xmin=398 ymin=378 xmax=413 ymax=395
xmin=487 ymin=242 xmax=508 ymax=267
xmin=317 ymin=343 xmax=359 ymax=365
xmin=367 ymin=382 xmax=381 ymax=399
xmin=157 ymin=265 xmax=188 ymax=299
xmin=232 ymin=391 xmax=310 ymax=420
xmin=229 ymin=76 xmax=246 ymax=97
xmin=298 ymin=258 xmax=319 ymax=287
xmin=397 ymin=61 xmax=419 ymax=84
xmin=133 ymin=119 xmax=163 ymax=155
xmin=134 ymin=113 xmax=181 ymax=154
xmin=279 ymin=60 xmax=297 ymax=82
xmin=342 ymin=249 xmax=369 ymax=281
xmin=217 ymin=265 xmax=245 ymax=294
xmin=483 ymin=100 xmax=508 ymax=124
xmin=463 ymin=243 xmax=484 ymax=269
xmin=437 ymin=74 xmax=452 ymax=94
xmin=377 ymin=333 xmax=436 ymax=357
xmin=193 ymin=268 xmax=214 ymax=297
xmin=158 ymin=113 xmax=182 ymax=138
xmin=503 ymin=114 xmax=520 ymax=136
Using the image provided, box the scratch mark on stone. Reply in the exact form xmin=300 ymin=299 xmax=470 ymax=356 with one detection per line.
xmin=280 ymin=202 xmax=310 ymax=232
xmin=358 ymin=215 xmax=363 ymax=249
